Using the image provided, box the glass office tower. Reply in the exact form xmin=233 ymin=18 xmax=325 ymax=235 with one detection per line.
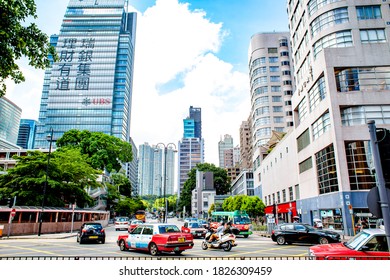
xmin=35 ymin=0 xmax=136 ymax=148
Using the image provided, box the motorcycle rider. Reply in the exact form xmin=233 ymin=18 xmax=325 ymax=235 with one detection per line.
xmin=208 ymin=221 xmax=225 ymax=243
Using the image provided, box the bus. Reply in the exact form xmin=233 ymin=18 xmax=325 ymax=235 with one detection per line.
xmin=210 ymin=210 xmax=252 ymax=238
xmin=134 ymin=210 xmax=146 ymax=222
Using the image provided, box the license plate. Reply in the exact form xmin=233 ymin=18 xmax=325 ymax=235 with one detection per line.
xmin=178 ymin=237 xmax=185 ymax=242
xmin=89 ymin=236 xmax=98 ymax=239
xmin=197 ymin=233 xmax=201 ymax=236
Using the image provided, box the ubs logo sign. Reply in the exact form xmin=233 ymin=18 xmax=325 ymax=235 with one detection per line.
xmin=82 ymin=98 xmax=111 ymax=106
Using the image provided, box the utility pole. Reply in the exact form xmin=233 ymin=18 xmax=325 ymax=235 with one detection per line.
xmin=368 ymin=120 xmax=390 ymax=250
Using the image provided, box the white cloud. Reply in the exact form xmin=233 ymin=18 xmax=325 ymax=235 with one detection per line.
xmin=131 ymin=0 xmax=250 ymax=165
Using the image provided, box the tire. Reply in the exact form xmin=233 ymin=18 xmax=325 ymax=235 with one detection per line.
xmin=149 ymin=243 xmax=159 ymax=256
xmin=243 ymin=234 xmax=249 ymax=238
xmin=276 ymin=235 xmax=286 ymax=245
xmin=318 ymin=237 xmax=329 ymax=244
xmin=223 ymin=241 xmax=232 ymax=252
xmin=119 ymin=240 xmax=127 ymax=251
xmin=79 ymin=238 xmax=84 ymax=244
xmin=201 ymin=241 xmax=208 ymax=250
xmin=174 ymin=251 xmax=183 ymax=255
xmin=101 ymin=238 xmax=105 ymax=244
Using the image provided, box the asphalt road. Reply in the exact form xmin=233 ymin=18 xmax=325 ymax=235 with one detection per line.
xmin=0 ymin=219 xmax=311 ymax=258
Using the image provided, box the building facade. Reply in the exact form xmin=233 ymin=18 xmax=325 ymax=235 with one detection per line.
xmin=177 ymin=106 xmax=205 ymax=196
xmin=248 ymin=32 xmax=295 ymax=150
xmin=34 ymin=0 xmax=137 ymax=148
xmin=257 ymin=0 xmax=390 ymax=234
xmin=218 ymin=134 xmax=234 ymax=168
xmin=0 ymin=97 xmax=22 ymax=148
xmin=17 ymin=119 xmax=38 ymax=149
xmin=127 ymin=137 xmax=138 ymax=196
xmin=239 ymin=118 xmax=253 ymax=169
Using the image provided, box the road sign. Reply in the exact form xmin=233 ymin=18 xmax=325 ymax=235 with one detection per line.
xmin=10 ymin=208 xmax=16 ymax=217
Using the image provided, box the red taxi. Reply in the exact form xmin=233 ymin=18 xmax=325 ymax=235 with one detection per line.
xmin=117 ymin=223 xmax=194 ymax=256
xmin=128 ymin=219 xmax=144 ymax=231
xmin=309 ymin=229 xmax=390 ymax=260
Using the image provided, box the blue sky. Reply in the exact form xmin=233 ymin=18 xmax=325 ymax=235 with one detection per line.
xmin=7 ymin=0 xmax=289 ymax=165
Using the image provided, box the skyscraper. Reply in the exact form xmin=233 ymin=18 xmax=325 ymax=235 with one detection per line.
xmin=177 ymin=106 xmax=204 ymax=196
xmin=248 ymin=32 xmax=294 ymax=148
xmin=34 ymin=0 xmax=137 ymax=148
xmin=218 ymin=134 xmax=234 ymax=168
xmin=138 ymin=143 xmax=159 ymax=196
xmin=0 ymin=97 xmax=22 ymax=149
xmin=17 ymin=119 xmax=38 ymax=149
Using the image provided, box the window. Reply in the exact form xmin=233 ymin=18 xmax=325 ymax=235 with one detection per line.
xmin=310 ymin=8 xmax=349 ymax=37
xmin=281 ymin=61 xmax=290 ymax=66
xmin=345 ymin=141 xmax=376 ymax=190
xmin=271 ymin=86 xmax=281 ymax=92
xmin=274 ymin=116 xmax=284 ymax=123
xmin=341 ymin=105 xmax=390 ymax=126
xmin=299 ymin=157 xmax=313 ymax=173
xmin=308 ymin=0 xmax=342 ymax=16
xmin=269 ymin=57 xmax=279 ymax=63
xmin=272 ymin=96 xmax=282 ymax=102
xmin=335 ymin=66 xmax=390 ymax=92
xmin=280 ymin=39 xmax=288 ymax=47
xmin=297 ymin=129 xmax=310 ymax=152
xmin=312 ymin=111 xmax=331 ymax=140
xmin=313 ymin=30 xmax=353 ymax=58
xmin=282 ymin=70 xmax=291 ymax=76
xmin=270 ymin=76 xmax=280 ymax=82
xmin=280 ymin=51 xmax=289 ymax=57
xmin=315 ymin=144 xmax=339 ymax=194
xmin=284 ymin=90 xmax=293 ymax=95
xmin=270 ymin=66 xmax=280 ymax=72
xmin=283 ymin=80 xmax=292 ymax=85
xmin=360 ymin=29 xmax=386 ymax=43
xmin=289 ymin=186 xmax=293 ymax=201
xmin=356 ymin=5 xmax=382 ymax=20
xmin=254 ymin=86 xmax=268 ymax=96
xmin=309 ymin=75 xmax=327 ymax=111
xmin=268 ymin=48 xmax=278 ymax=53
xmin=298 ymin=97 xmax=308 ymax=122
xmin=273 ymin=106 xmax=283 ymax=112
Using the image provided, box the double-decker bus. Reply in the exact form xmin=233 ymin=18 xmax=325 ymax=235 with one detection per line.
xmin=134 ymin=210 xmax=146 ymax=222
xmin=210 ymin=210 xmax=252 ymax=238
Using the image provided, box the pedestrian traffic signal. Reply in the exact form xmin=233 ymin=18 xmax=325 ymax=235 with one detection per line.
xmin=376 ymin=128 xmax=390 ymax=187
xmin=7 ymin=197 xmax=12 ymax=208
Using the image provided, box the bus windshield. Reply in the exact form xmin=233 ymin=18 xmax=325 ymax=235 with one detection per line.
xmin=233 ymin=215 xmax=251 ymax=224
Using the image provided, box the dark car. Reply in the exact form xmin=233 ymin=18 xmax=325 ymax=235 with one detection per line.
xmin=271 ymin=223 xmax=341 ymax=245
xmin=77 ymin=222 xmax=105 ymax=244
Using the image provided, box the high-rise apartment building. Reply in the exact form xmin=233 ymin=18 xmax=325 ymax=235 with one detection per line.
xmin=256 ymin=0 xmax=390 ymax=233
xmin=17 ymin=119 xmax=38 ymax=149
xmin=0 ymin=97 xmax=22 ymax=149
xmin=34 ymin=0 xmax=137 ymax=148
xmin=248 ymin=32 xmax=294 ymax=149
xmin=177 ymin=106 xmax=204 ymax=196
xmin=137 ymin=143 xmax=176 ymax=196
xmin=218 ymin=134 xmax=234 ymax=168
xmin=239 ymin=118 xmax=253 ymax=169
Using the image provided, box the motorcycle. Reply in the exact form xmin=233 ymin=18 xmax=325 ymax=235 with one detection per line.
xmin=201 ymin=227 xmax=239 ymax=251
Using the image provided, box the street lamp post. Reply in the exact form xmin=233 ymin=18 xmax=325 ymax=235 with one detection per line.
xmin=155 ymin=143 xmax=176 ymax=223
xmin=38 ymin=128 xmax=54 ymax=236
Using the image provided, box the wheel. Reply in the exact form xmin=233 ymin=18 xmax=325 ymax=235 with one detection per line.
xmin=174 ymin=251 xmax=183 ymax=255
xmin=201 ymin=241 xmax=208 ymax=250
xmin=115 ymin=228 xmax=118 ymax=231
xmin=119 ymin=240 xmax=127 ymax=251
xmin=318 ymin=237 xmax=329 ymax=244
xmin=223 ymin=241 xmax=232 ymax=252
xmin=101 ymin=238 xmax=105 ymax=244
xmin=79 ymin=238 xmax=84 ymax=244
xmin=243 ymin=234 xmax=249 ymax=238
xmin=276 ymin=235 xmax=286 ymax=245
xmin=149 ymin=243 xmax=159 ymax=256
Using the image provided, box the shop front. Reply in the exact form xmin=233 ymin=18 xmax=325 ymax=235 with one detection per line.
xmin=264 ymin=201 xmax=297 ymax=224
xmin=320 ymin=208 xmax=343 ymax=230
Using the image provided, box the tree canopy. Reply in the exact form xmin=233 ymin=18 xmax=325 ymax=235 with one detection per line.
xmin=0 ymin=148 xmax=100 ymax=207
xmin=178 ymin=163 xmax=231 ymax=214
xmin=56 ymin=129 xmax=133 ymax=173
xmin=0 ymin=0 xmax=57 ymax=97
xmin=221 ymin=195 xmax=265 ymax=217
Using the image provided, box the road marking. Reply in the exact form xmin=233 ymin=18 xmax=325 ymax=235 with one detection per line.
xmin=0 ymin=244 xmax=63 ymax=256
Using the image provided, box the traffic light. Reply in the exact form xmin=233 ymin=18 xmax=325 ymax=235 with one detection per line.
xmin=376 ymin=128 xmax=390 ymax=187
xmin=7 ymin=197 xmax=12 ymax=208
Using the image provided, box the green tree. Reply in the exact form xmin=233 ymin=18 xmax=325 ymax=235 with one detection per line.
xmin=115 ymin=197 xmax=146 ymax=217
xmin=241 ymin=196 xmax=265 ymax=217
xmin=0 ymin=148 xmax=100 ymax=207
xmin=0 ymin=0 xmax=58 ymax=97
xmin=56 ymin=129 xmax=133 ymax=173
xmin=111 ymin=172 xmax=132 ymax=197
xmin=178 ymin=163 xmax=231 ymax=214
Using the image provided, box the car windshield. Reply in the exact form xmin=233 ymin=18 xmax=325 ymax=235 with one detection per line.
xmin=189 ymin=223 xmax=200 ymax=228
xmin=117 ymin=217 xmax=128 ymax=222
xmin=345 ymin=231 xmax=371 ymax=250
xmin=158 ymin=225 xmax=180 ymax=233
xmin=233 ymin=215 xmax=251 ymax=224
xmin=84 ymin=224 xmax=102 ymax=230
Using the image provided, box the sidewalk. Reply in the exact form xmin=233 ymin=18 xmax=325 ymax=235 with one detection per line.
xmin=1 ymin=232 xmax=77 ymax=240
